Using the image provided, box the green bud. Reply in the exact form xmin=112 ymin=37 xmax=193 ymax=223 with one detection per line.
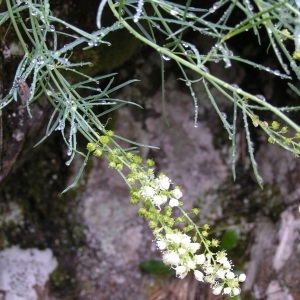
xmin=147 ymin=159 xmax=155 ymax=167
xmin=126 ymin=152 xmax=134 ymax=159
xmin=176 ymin=216 xmax=186 ymax=223
xmin=130 ymin=198 xmax=140 ymax=205
xmin=116 ymin=163 xmax=123 ymax=170
xmin=211 ymin=239 xmax=219 ymax=247
xmin=86 ymin=142 xmax=97 ymax=152
xmin=293 ymin=50 xmax=300 ymax=60
xmin=203 ymin=224 xmax=210 ymax=230
xmin=109 ymin=161 xmax=117 ymax=169
xmin=99 ymin=135 xmax=110 ymax=145
xmin=167 ymin=218 xmax=174 ymax=227
xmin=271 ymin=121 xmax=280 ymax=130
xmin=93 ymin=149 xmax=103 ymax=157
xmin=164 ymin=206 xmax=172 ymax=216
xmin=192 ymin=208 xmax=200 ymax=215
xmin=283 ymin=138 xmax=291 ymax=145
xmin=133 ymin=155 xmax=142 ymax=164
xmin=148 ymin=220 xmax=158 ymax=229
xmin=130 ymin=163 xmax=138 ymax=170
xmin=107 ymin=130 xmax=114 ymax=137
xmin=268 ymin=136 xmax=275 ymax=144
xmin=138 ymin=207 xmax=147 ymax=216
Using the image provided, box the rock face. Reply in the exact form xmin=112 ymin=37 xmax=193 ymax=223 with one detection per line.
xmin=1 ymin=2 xmax=300 ymax=299
xmin=0 ymin=246 xmax=57 ymax=300
xmin=1 ymin=57 xmax=300 ymax=299
xmin=243 ymin=145 xmax=300 ymax=299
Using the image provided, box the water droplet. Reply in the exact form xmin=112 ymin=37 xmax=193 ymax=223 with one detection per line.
xmin=37 ymin=56 xmax=45 ymax=65
xmin=223 ymin=58 xmax=232 ymax=68
xmin=170 ymin=8 xmax=179 ymax=16
xmin=256 ymin=94 xmax=266 ymax=101
xmin=31 ymin=9 xmax=38 ymax=16
xmin=200 ymin=65 xmax=210 ymax=74
xmin=185 ymin=81 xmax=191 ymax=86
xmin=209 ymin=2 xmax=219 ymax=13
xmin=221 ymin=112 xmax=227 ymax=119
xmin=88 ymin=40 xmax=94 ymax=47
xmin=162 ymin=54 xmax=171 ymax=61
xmin=273 ymin=70 xmax=280 ymax=76
xmin=62 ymin=58 xmax=69 ymax=65
xmin=49 ymin=25 xmax=55 ymax=32
xmin=187 ymin=12 xmax=196 ymax=18
xmin=185 ymin=50 xmax=193 ymax=56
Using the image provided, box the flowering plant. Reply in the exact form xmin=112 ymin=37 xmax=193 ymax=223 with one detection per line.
xmin=2 ymin=0 xmax=300 ymax=297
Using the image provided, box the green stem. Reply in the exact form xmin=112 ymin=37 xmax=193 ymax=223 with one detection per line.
xmin=6 ymin=0 xmax=28 ymax=53
xmin=107 ymin=0 xmax=300 ymax=134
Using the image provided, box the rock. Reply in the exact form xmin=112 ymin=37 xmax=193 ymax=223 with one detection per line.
xmin=0 ymin=246 xmax=57 ymax=300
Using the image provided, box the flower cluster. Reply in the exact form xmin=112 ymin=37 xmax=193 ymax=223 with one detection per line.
xmin=155 ymin=230 xmax=246 ymax=296
xmin=139 ymin=174 xmax=183 ymax=209
xmin=87 ymin=142 xmax=246 ymax=296
xmin=133 ymin=172 xmax=246 ymax=296
xmin=266 ymin=121 xmax=300 ymax=156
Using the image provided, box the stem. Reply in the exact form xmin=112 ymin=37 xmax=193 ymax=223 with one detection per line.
xmin=107 ymin=0 xmax=300 ymax=134
xmin=6 ymin=0 xmax=29 ymax=53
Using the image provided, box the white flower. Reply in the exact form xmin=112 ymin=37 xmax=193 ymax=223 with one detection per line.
xmin=172 ymin=187 xmax=183 ymax=199
xmin=180 ymin=234 xmax=191 ymax=246
xmin=166 ymin=233 xmax=181 ymax=244
xmin=178 ymin=247 xmax=186 ymax=255
xmin=223 ymin=287 xmax=231 ymax=294
xmin=212 ymin=286 xmax=223 ymax=295
xmin=216 ymin=269 xmax=226 ymax=279
xmin=233 ymin=288 xmax=241 ymax=295
xmin=141 ymin=186 xmax=155 ymax=198
xmin=205 ymin=275 xmax=216 ymax=284
xmin=194 ymin=270 xmax=204 ymax=281
xmin=169 ymin=198 xmax=179 ymax=207
xmin=158 ymin=175 xmax=171 ymax=190
xmin=217 ymin=254 xmax=227 ymax=264
xmin=226 ymin=271 xmax=235 ymax=279
xmin=163 ymin=251 xmax=180 ymax=266
xmin=188 ymin=242 xmax=200 ymax=253
xmin=156 ymin=240 xmax=167 ymax=250
xmin=153 ymin=194 xmax=167 ymax=207
xmin=205 ymin=266 xmax=214 ymax=274
xmin=218 ymin=256 xmax=231 ymax=269
xmin=239 ymin=273 xmax=246 ymax=282
xmin=187 ymin=259 xmax=196 ymax=270
xmin=175 ymin=265 xmax=187 ymax=279
xmin=223 ymin=260 xmax=231 ymax=269
xmin=195 ymin=254 xmax=205 ymax=265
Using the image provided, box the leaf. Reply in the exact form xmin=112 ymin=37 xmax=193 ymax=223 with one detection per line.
xmin=220 ymin=228 xmax=240 ymax=251
xmin=139 ymin=260 xmax=174 ymax=275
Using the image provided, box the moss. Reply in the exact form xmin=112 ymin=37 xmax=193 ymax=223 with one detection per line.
xmin=68 ymin=28 xmax=141 ymax=79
